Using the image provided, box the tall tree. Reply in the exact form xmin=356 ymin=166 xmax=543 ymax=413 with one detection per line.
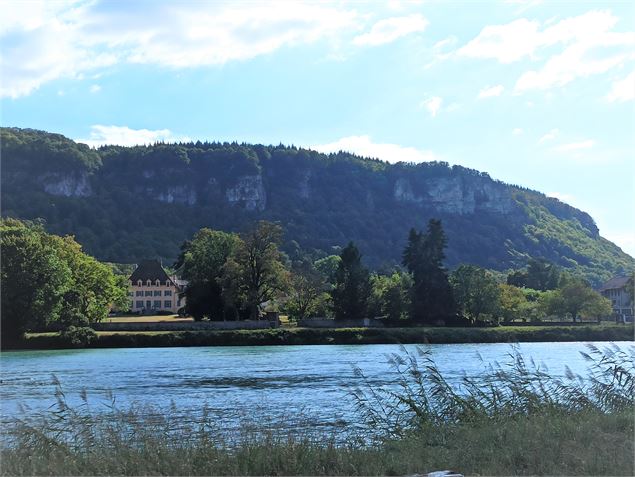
xmin=226 ymin=221 xmax=289 ymax=320
xmin=369 ymin=272 xmax=411 ymax=322
xmin=402 ymin=219 xmax=455 ymax=324
xmin=179 ymin=229 xmax=240 ymax=320
xmin=539 ymin=279 xmax=612 ymax=321
xmin=507 ymin=258 xmax=560 ymax=291
xmin=286 ymin=260 xmax=329 ymax=321
xmin=450 ymin=265 xmax=501 ymax=323
xmin=331 ymin=242 xmax=371 ymax=321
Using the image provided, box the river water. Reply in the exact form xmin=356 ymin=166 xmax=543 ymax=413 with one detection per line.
xmin=1 ymin=342 xmax=630 ymax=436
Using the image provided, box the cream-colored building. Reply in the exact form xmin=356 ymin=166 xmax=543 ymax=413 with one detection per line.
xmin=128 ymin=259 xmax=186 ymax=314
xmin=599 ymin=276 xmax=633 ymax=322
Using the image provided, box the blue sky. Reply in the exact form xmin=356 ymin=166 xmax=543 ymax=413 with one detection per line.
xmin=2 ymin=0 xmax=634 ymax=256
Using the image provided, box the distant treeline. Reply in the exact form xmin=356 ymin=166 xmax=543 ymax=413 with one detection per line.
xmin=2 ymin=218 xmax=624 ymax=348
xmin=177 ymin=219 xmax=619 ymax=327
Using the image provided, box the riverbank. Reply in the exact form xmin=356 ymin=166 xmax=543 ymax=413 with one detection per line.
xmin=6 ymin=323 xmax=633 ymax=350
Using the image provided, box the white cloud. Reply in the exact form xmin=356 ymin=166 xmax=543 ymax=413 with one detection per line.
xmin=547 ymin=191 xmax=576 ymax=204
xmin=76 ymin=125 xmax=190 ymax=148
xmin=353 ymin=14 xmax=428 ymax=46
xmin=554 ymin=140 xmax=595 ymax=152
xmin=538 ymin=128 xmax=559 ymax=143
xmin=311 ymin=135 xmax=439 ymax=163
xmin=89 ymin=84 xmax=101 ymax=93
xmin=458 ymin=10 xmax=635 ymax=93
xmin=420 ymin=96 xmax=443 ymax=117
xmin=458 ymin=18 xmax=541 ymax=63
xmin=478 ymin=84 xmax=504 ymax=98
xmin=0 ymin=1 xmax=361 ymax=98
xmin=433 ymin=36 xmax=457 ymax=50
xmin=512 ymin=128 xmax=523 ymax=135
xmin=606 ymin=71 xmax=635 ymax=102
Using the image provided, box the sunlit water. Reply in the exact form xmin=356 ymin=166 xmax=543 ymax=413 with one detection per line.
xmin=1 ymin=342 xmax=630 ymax=436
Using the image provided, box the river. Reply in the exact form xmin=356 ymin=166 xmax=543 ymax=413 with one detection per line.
xmin=1 ymin=341 xmax=630 ymax=436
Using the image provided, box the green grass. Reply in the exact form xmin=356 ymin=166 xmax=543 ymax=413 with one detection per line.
xmin=2 ymin=409 xmax=631 ymax=476
xmin=11 ymin=323 xmax=634 ymax=350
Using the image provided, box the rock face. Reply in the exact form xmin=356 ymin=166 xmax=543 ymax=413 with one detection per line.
xmin=225 ymin=175 xmax=266 ymax=211
xmin=393 ymin=177 xmax=514 ymax=215
xmin=39 ymin=172 xmax=92 ymax=197
xmin=298 ymin=170 xmax=311 ymax=199
xmin=155 ymin=186 xmax=197 ymax=206
xmin=394 ymin=178 xmax=423 ymax=205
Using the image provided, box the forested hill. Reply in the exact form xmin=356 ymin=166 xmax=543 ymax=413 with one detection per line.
xmin=1 ymin=127 xmax=632 ymax=285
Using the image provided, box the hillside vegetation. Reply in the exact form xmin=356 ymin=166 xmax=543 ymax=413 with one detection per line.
xmin=1 ymin=127 xmax=632 ymax=285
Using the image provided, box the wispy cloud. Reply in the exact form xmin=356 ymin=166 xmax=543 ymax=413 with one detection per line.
xmin=478 ymin=84 xmax=504 ymax=98
xmin=458 ymin=10 xmax=635 ymax=93
xmin=311 ymin=135 xmax=439 ymax=163
xmin=353 ymin=14 xmax=428 ymax=46
xmin=89 ymin=84 xmax=101 ymax=93
xmin=76 ymin=125 xmax=190 ymax=148
xmin=538 ymin=128 xmax=559 ymax=143
xmin=512 ymin=128 xmax=523 ymax=135
xmin=606 ymin=71 xmax=635 ymax=102
xmin=420 ymin=96 xmax=443 ymax=117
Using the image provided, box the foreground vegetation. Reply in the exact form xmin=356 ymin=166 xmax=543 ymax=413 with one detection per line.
xmin=10 ymin=323 xmax=633 ymax=350
xmin=2 ymin=344 xmax=633 ymax=476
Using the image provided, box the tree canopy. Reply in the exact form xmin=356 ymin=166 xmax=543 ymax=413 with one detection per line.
xmin=1 ymin=218 xmax=127 ymax=345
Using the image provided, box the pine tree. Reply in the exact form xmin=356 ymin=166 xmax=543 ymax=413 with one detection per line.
xmin=402 ymin=219 xmax=455 ymax=324
xmin=331 ymin=242 xmax=371 ymax=320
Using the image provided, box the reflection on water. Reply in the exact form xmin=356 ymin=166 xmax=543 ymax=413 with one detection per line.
xmin=1 ymin=342 xmax=628 ymax=434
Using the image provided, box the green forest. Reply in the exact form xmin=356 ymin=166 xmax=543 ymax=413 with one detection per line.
xmin=1 ymin=127 xmax=633 ymax=286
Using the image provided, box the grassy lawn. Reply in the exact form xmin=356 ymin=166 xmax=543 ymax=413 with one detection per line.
xmin=105 ymin=314 xmax=193 ymax=323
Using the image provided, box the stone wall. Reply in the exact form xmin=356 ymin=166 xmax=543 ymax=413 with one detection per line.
xmin=297 ymin=318 xmax=384 ymax=328
xmin=91 ymin=320 xmax=279 ymax=332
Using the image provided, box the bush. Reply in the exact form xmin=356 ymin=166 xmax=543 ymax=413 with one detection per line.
xmin=59 ymin=326 xmax=97 ymax=348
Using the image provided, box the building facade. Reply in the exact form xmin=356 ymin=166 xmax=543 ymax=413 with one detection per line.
xmin=128 ymin=259 xmax=186 ymax=314
xmin=598 ymin=276 xmax=633 ymax=322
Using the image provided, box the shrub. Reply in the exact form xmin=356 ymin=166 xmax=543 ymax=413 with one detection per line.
xmin=59 ymin=326 xmax=97 ymax=348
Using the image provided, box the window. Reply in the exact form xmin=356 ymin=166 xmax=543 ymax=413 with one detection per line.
xmin=154 ymin=290 xmax=162 ymax=296
xmin=145 ymin=291 xmax=152 ymax=297
xmin=153 ymin=300 xmax=161 ymax=308
xmin=128 ymin=292 xmax=134 ymax=297
xmin=156 ymin=280 xmax=161 ymax=286
xmin=137 ymin=280 xmax=142 ymax=287
xmin=147 ymin=280 xmax=152 ymax=287
xmin=164 ymin=290 xmax=172 ymax=296
xmin=135 ymin=300 xmax=143 ymax=308
xmin=136 ymin=291 xmax=143 ymax=297
xmin=164 ymin=300 xmax=172 ymax=309
xmin=129 ymin=300 xmax=134 ymax=309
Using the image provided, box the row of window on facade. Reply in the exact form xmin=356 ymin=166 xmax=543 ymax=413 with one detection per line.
xmin=129 ymin=290 xmax=173 ymax=297
xmin=131 ymin=279 xmax=173 ymax=287
xmin=132 ymin=300 xmax=173 ymax=309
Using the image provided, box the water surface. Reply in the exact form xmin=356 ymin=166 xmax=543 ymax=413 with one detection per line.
xmin=1 ymin=342 xmax=628 ymax=434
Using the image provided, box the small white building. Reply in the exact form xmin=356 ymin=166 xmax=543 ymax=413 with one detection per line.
xmin=598 ymin=276 xmax=633 ymax=322
xmin=128 ymin=259 xmax=186 ymax=314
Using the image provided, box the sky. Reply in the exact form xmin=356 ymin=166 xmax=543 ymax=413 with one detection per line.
xmin=1 ymin=0 xmax=634 ymax=256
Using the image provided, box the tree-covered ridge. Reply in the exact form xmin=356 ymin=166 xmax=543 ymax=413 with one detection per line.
xmin=1 ymin=127 xmax=633 ymax=285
